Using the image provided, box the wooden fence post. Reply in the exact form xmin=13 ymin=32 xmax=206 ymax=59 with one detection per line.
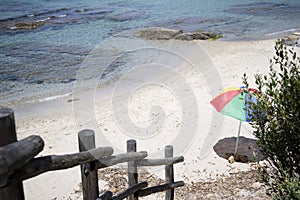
xmin=78 ymin=129 xmax=99 ymax=200
xmin=0 ymin=108 xmax=25 ymax=200
xmin=127 ymin=140 xmax=138 ymax=200
xmin=165 ymin=145 xmax=174 ymax=200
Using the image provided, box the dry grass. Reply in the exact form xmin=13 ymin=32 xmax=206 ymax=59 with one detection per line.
xmin=90 ymin=165 xmax=271 ymax=199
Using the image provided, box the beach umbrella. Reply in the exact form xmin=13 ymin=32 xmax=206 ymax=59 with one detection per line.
xmin=210 ymin=86 xmax=258 ymax=155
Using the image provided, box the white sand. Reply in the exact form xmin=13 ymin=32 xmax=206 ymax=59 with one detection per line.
xmin=12 ymin=38 xmax=298 ymax=199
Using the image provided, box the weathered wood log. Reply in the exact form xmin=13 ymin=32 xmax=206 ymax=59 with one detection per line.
xmin=97 ymin=191 xmax=113 ymax=200
xmin=0 ymin=108 xmax=25 ymax=199
xmin=165 ymin=145 xmax=174 ymax=200
xmin=0 ymin=135 xmax=44 ymax=185
xmin=127 ymin=139 xmax=138 ymax=200
xmin=5 ymin=146 xmax=113 ymax=185
xmin=134 ymin=156 xmax=184 ymax=167
xmin=136 ymin=181 xmax=184 ymax=197
xmin=111 ymin=182 xmax=148 ymax=200
xmin=79 ymin=129 xmax=101 ymax=200
xmin=94 ymin=151 xmax=148 ymax=170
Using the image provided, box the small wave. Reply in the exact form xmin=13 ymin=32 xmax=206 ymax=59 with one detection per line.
xmin=37 ymin=17 xmax=52 ymax=22
xmin=0 ymin=8 xmax=69 ymax=22
xmin=38 ymin=93 xmax=72 ymax=102
xmin=265 ymin=28 xmax=300 ymax=36
xmin=26 ymin=93 xmax=72 ymax=104
xmin=57 ymin=14 xmax=67 ymax=18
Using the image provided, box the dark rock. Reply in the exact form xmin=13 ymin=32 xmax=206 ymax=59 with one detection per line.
xmin=282 ymin=33 xmax=300 ymax=47
xmin=174 ymin=32 xmax=197 ymax=41
xmin=107 ymin=10 xmax=145 ymax=22
xmin=201 ymin=31 xmax=219 ymax=39
xmin=61 ymin=78 xmax=76 ymax=83
xmin=1 ymin=7 xmax=113 ymax=33
xmin=174 ymin=32 xmax=212 ymax=40
xmin=135 ymin=27 xmax=220 ymax=41
xmin=28 ymin=80 xmax=44 ymax=84
xmin=174 ymin=31 xmax=219 ymax=41
xmin=135 ymin=27 xmax=183 ymax=40
xmin=11 ymin=21 xmax=45 ymax=30
xmin=2 ymin=75 xmax=19 ymax=82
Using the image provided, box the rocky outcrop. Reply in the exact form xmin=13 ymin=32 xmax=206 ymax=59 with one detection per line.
xmin=281 ymin=32 xmax=300 ymax=47
xmin=1 ymin=7 xmax=114 ymax=32
xmin=174 ymin=31 xmax=219 ymax=41
xmin=135 ymin=27 xmax=183 ymax=40
xmin=135 ymin=27 xmax=221 ymax=41
xmin=10 ymin=21 xmax=45 ymax=30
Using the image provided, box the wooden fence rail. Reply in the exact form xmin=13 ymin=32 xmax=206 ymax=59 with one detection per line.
xmin=78 ymin=134 xmax=185 ymax=200
xmin=0 ymin=108 xmax=184 ymax=200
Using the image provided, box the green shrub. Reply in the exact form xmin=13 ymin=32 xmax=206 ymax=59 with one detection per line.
xmin=259 ymin=161 xmax=300 ymax=199
xmin=243 ymin=40 xmax=300 ymax=198
xmin=273 ymin=170 xmax=300 ymax=199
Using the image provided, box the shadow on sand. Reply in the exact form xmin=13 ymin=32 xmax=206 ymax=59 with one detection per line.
xmin=213 ymin=136 xmax=266 ymax=163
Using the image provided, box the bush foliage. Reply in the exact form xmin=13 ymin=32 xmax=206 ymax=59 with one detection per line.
xmin=243 ymin=40 xmax=300 ymax=198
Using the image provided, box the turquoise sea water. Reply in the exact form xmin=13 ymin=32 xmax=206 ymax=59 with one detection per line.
xmin=0 ymin=0 xmax=300 ymax=107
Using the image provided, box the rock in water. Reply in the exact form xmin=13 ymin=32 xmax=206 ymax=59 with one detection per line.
xmin=174 ymin=32 xmax=206 ymax=41
xmin=107 ymin=10 xmax=145 ymax=22
xmin=281 ymin=33 xmax=300 ymax=47
xmin=135 ymin=27 xmax=183 ymax=40
xmin=174 ymin=31 xmax=218 ymax=41
xmin=10 ymin=21 xmax=45 ymax=30
xmin=201 ymin=31 xmax=219 ymax=39
xmin=135 ymin=27 xmax=221 ymax=41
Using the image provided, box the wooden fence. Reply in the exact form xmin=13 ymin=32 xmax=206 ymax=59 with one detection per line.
xmin=0 ymin=108 xmax=184 ymax=200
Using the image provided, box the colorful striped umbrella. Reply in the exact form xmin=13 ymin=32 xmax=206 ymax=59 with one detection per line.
xmin=210 ymin=86 xmax=259 ymax=155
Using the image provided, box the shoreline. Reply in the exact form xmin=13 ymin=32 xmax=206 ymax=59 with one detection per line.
xmin=11 ymin=38 xmax=299 ymax=199
xmin=218 ymin=27 xmax=300 ymax=42
xmin=1 ymin=25 xmax=300 ymax=110
xmin=4 ymin=29 xmax=295 ymax=111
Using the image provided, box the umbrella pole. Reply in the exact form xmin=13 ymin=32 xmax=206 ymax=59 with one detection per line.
xmin=234 ymin=121 xmax=242 ymax=155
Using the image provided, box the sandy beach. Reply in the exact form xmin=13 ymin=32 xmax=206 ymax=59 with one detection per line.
xmin=11 ymin=38 xmax=299 ymax=199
